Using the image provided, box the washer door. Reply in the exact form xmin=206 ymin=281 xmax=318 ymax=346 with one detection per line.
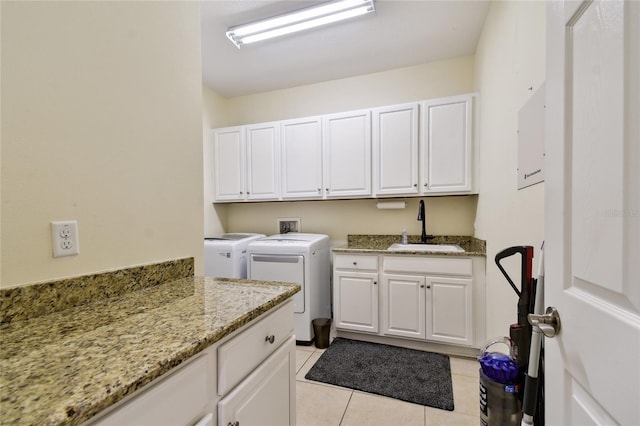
xmin=249 ymin=254 xmax=305 ymax=313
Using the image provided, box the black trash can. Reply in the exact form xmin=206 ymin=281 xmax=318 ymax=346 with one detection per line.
xmin=312 ymin=318 xmax=332 ymax=349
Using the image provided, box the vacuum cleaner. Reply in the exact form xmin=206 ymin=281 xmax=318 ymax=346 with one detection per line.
xmin=495 ymin=245 xmax=536 ymax=370
xmin=479 ymin=245 xmax=543 ymax=426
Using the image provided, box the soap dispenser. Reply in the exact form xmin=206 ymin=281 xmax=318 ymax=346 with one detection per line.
xmin=401 ymin=229 xmax=408 ymax=245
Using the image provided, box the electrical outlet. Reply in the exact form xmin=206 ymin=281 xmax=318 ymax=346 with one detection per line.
xmin=51 ymin=221 xmax=79 ymax=257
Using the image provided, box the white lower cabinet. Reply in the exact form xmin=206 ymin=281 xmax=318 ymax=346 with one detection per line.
xmin=335 ymin=253 xmax=485 ymax=349
xmin=334 ymin=271 xmax=379 ymax=333
xmin=218 ymin=337 xmax=295 ymax=426
xmin=90 ymin=353 xmax=213 ymax=426
xmin=382 ymin=273 xmax=473 ymax=346
xmin=382 ymin=256 xmax=475 ymax=347
xmin=382 ymin=274 xmax=426 ymax=339
xmin=89 ymin=301 xmax=295 ymax=426
xmin=333 ymin=254 xmax=379 ymax=333
xmin=425 ymin=276 xmax=473 ymax=346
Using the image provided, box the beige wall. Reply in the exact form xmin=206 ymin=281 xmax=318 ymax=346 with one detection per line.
xmin=1 ymin=2 xmax=204 ymax=288
xmin=473 ymin=1 xmax=546 ymax=338
xmin=203 ymin=56 xmax=478 ymax=240
xmin=202 ymin=85 xmax=229 ymax=237
xmin=227 ymin=197 xmax=477 ymax=246
xmin=225 ymin=56 xmax=475 ymax=125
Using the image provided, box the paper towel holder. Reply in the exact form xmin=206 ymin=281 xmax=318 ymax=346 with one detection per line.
xmin=375 ymin=200 xmax=407 ymax=209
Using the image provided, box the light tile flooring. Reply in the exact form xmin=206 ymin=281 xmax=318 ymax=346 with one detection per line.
xmin=295 ymin=343 xmax=480 ymax=426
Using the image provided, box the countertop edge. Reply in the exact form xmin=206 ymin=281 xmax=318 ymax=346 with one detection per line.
xmin=332 ymin=246 xmax=486 ymax=257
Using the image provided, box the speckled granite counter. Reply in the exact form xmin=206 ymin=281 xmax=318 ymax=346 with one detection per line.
xmin=334 ymin=234 xmax=486 ymax=256
xmin=0 ymin=275 xmax=299 ymax=425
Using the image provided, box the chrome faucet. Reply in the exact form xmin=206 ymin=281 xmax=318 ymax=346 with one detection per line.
xmin=417 ymin=200 xmax=434 ymax=243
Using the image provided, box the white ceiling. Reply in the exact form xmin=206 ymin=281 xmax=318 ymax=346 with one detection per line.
xmin=200 ymin=0 xmax=490 ymax=98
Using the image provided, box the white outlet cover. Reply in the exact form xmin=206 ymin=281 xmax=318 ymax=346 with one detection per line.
xmin=51 ymin=221 xmax=79 ymax=257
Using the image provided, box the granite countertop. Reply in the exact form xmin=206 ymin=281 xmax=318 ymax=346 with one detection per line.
xmin=0 ymin=277 xmax=300 ymax=426
xmin=333 ymin=234 xmax=486 ymax=256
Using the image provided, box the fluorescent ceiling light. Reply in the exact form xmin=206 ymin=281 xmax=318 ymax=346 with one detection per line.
xmin=226 ymin=0 xmax=375 ymax=48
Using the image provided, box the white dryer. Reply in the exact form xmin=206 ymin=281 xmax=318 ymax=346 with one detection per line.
xmin=204 ymin=233 xmax=265 ymax=279
xmin=247 ymin=233 xmax=331 ymax=344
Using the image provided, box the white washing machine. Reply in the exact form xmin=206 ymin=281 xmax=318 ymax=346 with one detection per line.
xmin=247 ymin=233 xmax=331 ymax=344
xmin=204 ymin=233 xmax=265 ymax=279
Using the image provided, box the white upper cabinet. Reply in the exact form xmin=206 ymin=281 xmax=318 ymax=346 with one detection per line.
xmin=246 ymin=122 xmax=280 ymax=201
xmin=372 ymin=103 xmax=420 ymax=196
xmin=211 ymin=93 xmax=477 ymax=203
xmin=281 ymin=117 xmax=323 ymax=199
xmin=323 ymin=109 xmax=372 ymax=198
xmin=213 ymin=126 xmax=245 ymax=201
xmin=213 ymin=124 xmax=280 ymax=202
xmin=420 ymin=94 xmax=474 ymax=194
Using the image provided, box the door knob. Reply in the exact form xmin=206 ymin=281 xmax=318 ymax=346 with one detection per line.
xmin=528 ymin=306 xmax=561 ymax=338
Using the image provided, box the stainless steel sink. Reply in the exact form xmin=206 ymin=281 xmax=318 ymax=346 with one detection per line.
xmin=387 ymin=243 xmax=465 ymax=253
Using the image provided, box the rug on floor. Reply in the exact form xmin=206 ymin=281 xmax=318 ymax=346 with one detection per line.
xmin=304 ymin=337 xmax=454 ymax=411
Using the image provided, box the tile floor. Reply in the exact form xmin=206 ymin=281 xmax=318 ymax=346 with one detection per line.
xmin=295 ymin=342 xmax=480 ymax=426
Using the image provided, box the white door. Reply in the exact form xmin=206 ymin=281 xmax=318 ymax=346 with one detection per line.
xmin=546 ymin=1 xmax=639 ymax=424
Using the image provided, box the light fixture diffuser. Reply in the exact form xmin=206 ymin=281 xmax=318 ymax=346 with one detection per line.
xmin=226 ymin=0 xmax=375 ymax=48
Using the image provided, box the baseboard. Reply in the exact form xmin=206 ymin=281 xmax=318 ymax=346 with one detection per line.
xmin=335 ymin=330 xmax=480 ymax=359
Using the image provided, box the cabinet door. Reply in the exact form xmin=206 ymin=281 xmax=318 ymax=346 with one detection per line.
xmin=333 ymin=271 xmax=379 ymax=333
xmin=281 ymin=117 xmax=323 ymax=199
xmin=425 ymin=276 xmax=473 ymax=346
xmin=218 ymin=337 xmax=295 ymax=426
xmin=323 ymin=110 xmax=371 ymax=198
xmin=382 ymin=274 xmax=426 ymax=339
xmin=372 ymin=103 xmax=419 ymax=196
xmin=213 ymin=127 xmax=245 ymax=201
xmin=420 ymin=95 xmax=473 ymax=194
xmin=246 ymin=122 xmax=280 ymax=201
